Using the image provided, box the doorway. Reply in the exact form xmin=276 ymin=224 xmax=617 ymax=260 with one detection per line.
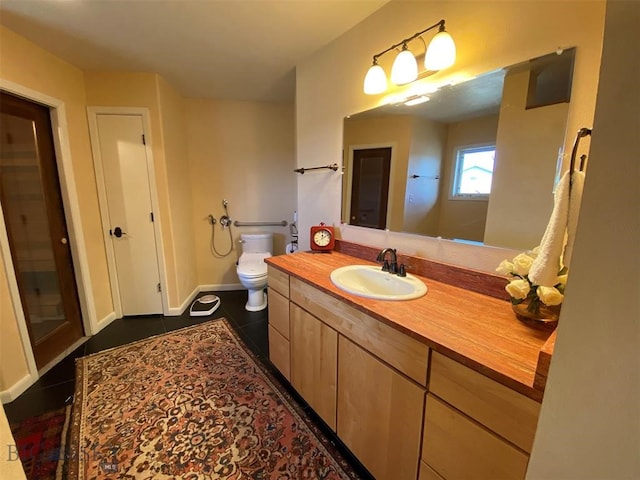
xmin=349 ymin=147 xmax=392 ymax=229
xmin=0 ymin=91 xmax=84 ymax=369
xmin=88 ymin=110 xmax=164 ymax=316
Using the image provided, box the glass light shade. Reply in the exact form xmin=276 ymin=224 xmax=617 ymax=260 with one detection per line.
xmin=425 ymin=30 xmax=456 ymax=71
xmin=391 ymin=48 xmax=418 ymax=85
xmin=363 ymin=64 xmax=387 ymax=95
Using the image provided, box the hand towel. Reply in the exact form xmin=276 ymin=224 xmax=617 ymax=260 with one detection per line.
xmin=529 ymin=171 xmax=571 ymax=286
xmin=563 ymin=170 xmax=585 ymax=267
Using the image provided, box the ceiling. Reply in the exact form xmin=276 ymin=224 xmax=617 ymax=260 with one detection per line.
xmin=0 ymin=0 xmax=388 ymax=102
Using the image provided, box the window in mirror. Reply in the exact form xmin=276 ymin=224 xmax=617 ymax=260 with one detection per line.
xmin=451 ymin=144 xmax=495 ymax=199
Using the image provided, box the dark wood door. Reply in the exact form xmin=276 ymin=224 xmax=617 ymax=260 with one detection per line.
xmin=349 ymin=147 xmax=392 ymax=229
xmin=0 ymin=91 xmax=84 ymax=369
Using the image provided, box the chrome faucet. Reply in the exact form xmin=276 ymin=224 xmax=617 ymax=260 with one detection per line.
xmin=376 ymin=248 xmax=398 ymax=274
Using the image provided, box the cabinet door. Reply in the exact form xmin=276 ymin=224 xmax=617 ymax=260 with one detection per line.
xmin=337 ymin=336 xmax=425 ymax=480
xmin=422 ymin=394 xmax=529 ymax=480
xmin=290 ymin=303 xmax=338 ymax=430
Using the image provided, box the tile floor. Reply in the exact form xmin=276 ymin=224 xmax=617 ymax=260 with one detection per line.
xmin=4 ymin=289 xmax=374 ymax=479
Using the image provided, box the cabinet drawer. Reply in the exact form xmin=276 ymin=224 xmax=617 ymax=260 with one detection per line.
xmin=267 ymin=287 xmax=289 ymax=339
xmin=267 ymin=266 xmax=289 ymax=298
xmin=422 ymin=394 xmax=529 ymax=480
xmin=290 ymin=277 xmax=429 ymax=385
xmin=430 ymin=352 xmax=540 ymax=452
xmin=268 ymin=325 xmax=290 ymax=380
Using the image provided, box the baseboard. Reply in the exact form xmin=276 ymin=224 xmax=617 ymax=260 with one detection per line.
xmin=93 ymin=311 xmax=117 ymax=335
xmin=165 ymin=283 xmax=245 ymax=316
xmin=199 ymin=283 xmax=244 ymax=292
xmin=0 ymin=372 xmax=37 ymax=404
xmin=166 ymin=285 xmax=201 ymax=317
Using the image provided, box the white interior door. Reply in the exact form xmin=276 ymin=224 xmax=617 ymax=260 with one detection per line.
xmin=95 ymin=114 xmax=162 ymax=315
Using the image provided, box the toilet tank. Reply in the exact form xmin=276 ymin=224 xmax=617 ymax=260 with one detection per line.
xmin=240 ymin=233 xmax=273 ymax=254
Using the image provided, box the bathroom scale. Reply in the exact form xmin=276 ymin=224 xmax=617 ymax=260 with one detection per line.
xmin=189 ymin=294 xmax=221 ymax=317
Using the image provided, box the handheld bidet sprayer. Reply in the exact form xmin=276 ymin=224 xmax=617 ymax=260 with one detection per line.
xmin=219 ymin=199 xmax=232 ymax=228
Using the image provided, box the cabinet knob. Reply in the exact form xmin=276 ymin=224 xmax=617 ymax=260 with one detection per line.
xmin=60 ymin=237 xmax=68 ymax=245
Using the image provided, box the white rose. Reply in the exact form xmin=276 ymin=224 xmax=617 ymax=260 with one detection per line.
xmin=506 ymin=279 xmax=530 ymax=300
xmin=512 ymin=253 xmax=535 ymax=276
xmin=496 ymin=260 xmax=515 ymax=276
xmin=537 ymin=286 xmax=564 ymax=306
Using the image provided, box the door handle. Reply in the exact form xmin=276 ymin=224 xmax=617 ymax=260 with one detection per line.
xmin=110 ymin=227 xmax=126 ymax=238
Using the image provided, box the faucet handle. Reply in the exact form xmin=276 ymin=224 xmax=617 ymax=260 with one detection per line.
xmin=397 ymin=264 xmax=407 ymax=277
xmin=381 ymin=259 xmax=390 ymax=272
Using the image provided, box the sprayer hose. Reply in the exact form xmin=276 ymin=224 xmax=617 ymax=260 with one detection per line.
xmin=210 ymin=222 xmax=233 ymax=258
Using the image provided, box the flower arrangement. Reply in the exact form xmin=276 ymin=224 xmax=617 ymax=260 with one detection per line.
xmin=496 ymin=247 xmax=567 ymax=318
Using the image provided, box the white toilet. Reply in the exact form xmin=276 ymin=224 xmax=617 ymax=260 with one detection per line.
xmin=237 ymin=233 xmax=273 ymax=312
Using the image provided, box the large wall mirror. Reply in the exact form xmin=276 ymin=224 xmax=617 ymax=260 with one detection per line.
xmin=342 ymin=48 xmax=576 ymax=250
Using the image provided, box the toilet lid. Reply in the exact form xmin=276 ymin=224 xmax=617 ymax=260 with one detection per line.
xmin=237 ymin=252 xmax=270 ymax=277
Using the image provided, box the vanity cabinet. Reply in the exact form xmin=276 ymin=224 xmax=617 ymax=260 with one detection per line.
xmin=267 ymin=262 xmax=542 ymax=480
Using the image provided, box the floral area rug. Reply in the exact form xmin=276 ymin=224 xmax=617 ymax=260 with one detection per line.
xmin=66 ymin=318 xmax=359 ymax=479
xmin=9 ymin=405 xmax=71 ymax=480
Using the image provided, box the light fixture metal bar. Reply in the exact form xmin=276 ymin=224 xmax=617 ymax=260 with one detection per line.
xmin=372 ymin=19 xmax=445 ymax=63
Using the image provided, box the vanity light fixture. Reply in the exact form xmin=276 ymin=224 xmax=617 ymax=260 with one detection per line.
xmin=363 ymin=19 xmax=456 ymax=95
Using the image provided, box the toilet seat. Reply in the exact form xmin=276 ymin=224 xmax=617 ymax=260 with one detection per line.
xmin=237 ymin=252 xmax=270 ymax=277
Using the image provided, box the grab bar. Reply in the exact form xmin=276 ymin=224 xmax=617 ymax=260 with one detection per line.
xmin=233 ymin=220 xmax=288 ymax=227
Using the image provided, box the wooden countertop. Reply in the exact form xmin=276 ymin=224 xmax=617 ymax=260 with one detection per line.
xmin=266 ymin=250 xmax=554 ymax=402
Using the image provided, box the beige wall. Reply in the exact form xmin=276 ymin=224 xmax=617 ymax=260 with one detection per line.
xmin=437 ymin=114 xmax=498 ymax=242
xmin=185 ymin=99 xmax=295 ymax=287
xmin=485 ymin=68 xmax=569 ymax=249
xmin=0 ymin=26 xmax=112 ymax=392
xmin=527 ymin=1 xmax=639 ymax=476
xmin=157 ymin=76 xmax=198 ymax=304
xmin=296 ymin=0 xmax=605 ymax=271
xmin=403 ymin=117 xmax=446 ymax=235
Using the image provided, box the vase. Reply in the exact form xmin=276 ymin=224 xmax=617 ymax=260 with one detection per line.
xmin=512 ymin=302 xmax=560 ymax=328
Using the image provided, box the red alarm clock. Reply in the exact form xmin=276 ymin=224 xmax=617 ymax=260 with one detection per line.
xmin=310 ymin=223 xmax=335 ymax=252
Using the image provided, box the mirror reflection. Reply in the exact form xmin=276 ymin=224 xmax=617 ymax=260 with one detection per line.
xmin=342 ymin=48 xmax=576 ymax=250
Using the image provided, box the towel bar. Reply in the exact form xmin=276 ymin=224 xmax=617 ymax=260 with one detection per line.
xmin=294 ymin=163 xmax=339 ymax=174
xmin=569 ymin=127 xmax=592 ymax=174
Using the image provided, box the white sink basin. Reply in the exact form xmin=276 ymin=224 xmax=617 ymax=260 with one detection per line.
xmin=330 ymin=265 xmax=427 ymax=301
